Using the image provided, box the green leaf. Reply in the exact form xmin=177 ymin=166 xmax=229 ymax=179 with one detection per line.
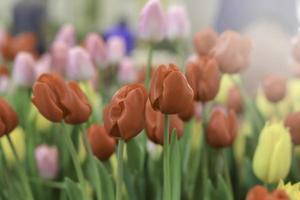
xmin=170 ymin=130 xmax=181 ymax=200
xmin=215 ymin=175 xmax=233 ymax=200
xmin=96 ymin=159 xmax=115 ymax=200
xmin=64 ymin=178 xmax=85 ymax=200
xmin=126 ymin=137 xmax=145 ymax=174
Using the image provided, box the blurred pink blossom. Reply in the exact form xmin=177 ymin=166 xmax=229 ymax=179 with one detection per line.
xmin=35 ymin=145 xmax=59 ymax=180
xmin=107 ymin=36 xmax=126 ymax=63
xmin=51 ymin=41 xmax=69 ymax=75
xmin=118 ymin=57 xmax=138 ymax=83
xmin=85 ymin=33 xmax=107 ymax=67
xmin=35 ymin=54 xmax=51 ymax=77
xmin=54 ymin=24 xmax=76 ymax=47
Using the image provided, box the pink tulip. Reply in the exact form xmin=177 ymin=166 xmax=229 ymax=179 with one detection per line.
xmin=117 ymin=57 xmax=138 ymax=83
xmin=84 ymin=33 xmax=107 ymax=67
xmin=0 ymin=76 xmax=9 ymax=93
xmin=138 ymin=0 xmax=166 ymax=42
xmin=166 ymin=5 xmax=190 ymax=40
xmin=107 ymin=36 xmax=126 ymax=63
xmin=35 ymin=145 xmax=59 ymax=179
xmin=35 ymin=54 xmax=51 ymax=77
xmin=66 ymin=46 xmax=95 ymax=81
xmin=50 ymin=41 xmax=69 ymax=74
xmin=12 ymin=52 xmax=36 ymax=87
xmin=54 ymin=24 xmax=75 ymax=47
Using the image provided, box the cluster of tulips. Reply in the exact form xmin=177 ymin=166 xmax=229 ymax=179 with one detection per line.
xmin=1 ymin=0 xmax=300 ymax=200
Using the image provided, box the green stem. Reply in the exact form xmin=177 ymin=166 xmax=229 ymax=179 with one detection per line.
xmin=30 ymin=178 xmax=65 ymax=189
xmin=145 ymin=45 xmax=154 ymax=90
xmin=116 ymin=139 xmax=125 ymax=200
xmin=222 ymin=150 xmax=233 ymax=197
xmin=81 ymin=127 xmax=103 ymax=200
xmin=163 ymin=114 xmax=171 ymax=200
xmin=6 ymin=134 xmax=34 ymax=200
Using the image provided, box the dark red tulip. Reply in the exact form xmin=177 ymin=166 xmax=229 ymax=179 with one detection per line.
xmin=0 ymin=97 xmax=18 ymax=137
xmin=178 ymin=101 xmax=195 ymax=122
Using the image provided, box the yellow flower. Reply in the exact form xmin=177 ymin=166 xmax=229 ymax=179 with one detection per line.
xmin=253 ymin=122 xmax=292 ymax=183
xmin=278 ymin=180 xmax=300 ymax=200
xmin=0 ymin=127 xmax=25 ymax=165
xmin=214 ymin=74 xmax=241 ymax=104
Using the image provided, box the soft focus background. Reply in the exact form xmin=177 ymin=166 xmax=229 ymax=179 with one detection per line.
xmin=1 ymin=0 xmax=300 ymax=93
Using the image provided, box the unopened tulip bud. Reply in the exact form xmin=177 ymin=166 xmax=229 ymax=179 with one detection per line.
xmin=210 ymin=30 xmax=251 ymax=74
xmin=149 ymin=64 xmax=194 ymax=114
xmin=166 ymin=5 xmax=190 ymax=40
xmin=84 ymin=33 xmax=107 ymax=66
xmin=66 ymin=47 xmax=95 ymax=81
xmin=107 ymin=36 xmax=126 ymax=63
xmin=193 ymin=28 xmax=218 ymax=57
xmin=253 ymin=122 xmax=292 ymax=184
xmin=206 ymin=107 xmax=238 ymax=148
xmin=51 ymin=41 xmax=69 ymax=75
xmin=117 ymin=57 xmax=138 ymax=84
xmin=262 ymin=75 xmax=287 ymax=103
xmin=87 ymin=124 xmax=116 ymax=160
xmin=185 ymin=56 xmax=221 ymax=102
xmin=55 ymin=24 xmax=75 ymax=47
xmin=35 ymin=145 xmax=59 ymax=179
xmin=227 ymin=86 xmax=243 ymax=114
xmin=284 ymin=112 xmax=300 ymax=145
xmin=12 ymin=52 xmax=36 ymax=87
xmin=138 ymin=0 xmax=166 ymax=42
xmin=0 ymin=97 xmax=19 ymax=137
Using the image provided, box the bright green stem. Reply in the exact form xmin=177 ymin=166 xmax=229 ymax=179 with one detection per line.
xmin=62 ymin=128 xmax=86 ymax=189
xmin=81 ymin=128 xmax=103 ymax=200
xmin=163 ymin=115 xmax=171 ymax=200
xmin=116 ymin=139 xmax=125 ymax=200
xmin=6 ymin=134 xmax=34 ymax=200
xmin=145 ymin=45 xmax=154 ymax=90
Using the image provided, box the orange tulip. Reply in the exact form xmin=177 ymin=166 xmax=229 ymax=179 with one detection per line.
xmin=149 ymin=64 xmax=194 ymax=114
xmin=193 ymin=28 xmax=218 ymax=57
xmin=227 ymin=86 xmax=243 ymax=114
xmin=185 ymin=56 xmax=220 ymax=102
xmin=262 ymin=75 xmax=287 ymax=103
xmin=87 ymin=124 xmax=116 ymax=161
xmin=206 ymin=108 xmax=238 ymax=148
xmin=145 ymin=100 xmax=183 ymax=145
xmin=32 ymin=73 xmax=92 ymax=124
xmin=178 ymin=101 xmax=195 ymax=122
xmin=285 ymin=112 xmax=300 ymax=145
xmin=0 ymin=97 xmax=18 ymax=137
xmin=103 ymin=83 xmax=147 ymax=141
xmin=246 ymin=185 xmax=289 ymax=200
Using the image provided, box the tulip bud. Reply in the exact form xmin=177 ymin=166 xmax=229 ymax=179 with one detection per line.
xmin=12 ymin=52 xmax=36 ymax=87
xmin=138 ymin=0 xmax=166 ymax=42
xmin=149 ymin=64 xmax=194 ymax=114
xmin=87 ymin=124 xmax=116 ymax=160
xmin=0 ymin=97 xmax=19 ymax=137
xmin=246 ymin=185 xmax=289 ymax=200
xmin=35 ymin=54 xmax=51 ymax=77
xmin=117 ymin=57 xmax=138 ymax=84
xmin=145 ymin=100 xmax=183 ymax=145
xmin=166 ymin=5 xmax=190 ymax=40
xmin=107 ymin=36 xmax=126 ymax=63
xmin=206 ymin=107 xmax=238 ymax=148
xmin=54 ymin=24 xmax=75 ymax=47
xmin=32 ymin=73 xmax=92 ymax=124
xmin=193 ymin=28 xmax=218 ymax=57
xmin=50 ymin=41 xmax=69 ymax=75
xmin=284 ymin=112 xmax=300 ymax=145
xmin=103 ymin=83 xmax=147 ymax=141
xmin=210 ymin=30 xmax=251 ymax=74
xmin=262 ymin=75 xmax=287 ymax=103
xmin=178 ymin=101 xmax=195 ymax=122
xmin=227 ymin=86 xmax=243 ymax=114
xmin=66 ymin=47 xmax=95 ymax=81
xmin=84 ymin=33 xmax=107 ymax=66
xmin=253 ymin=122 xmax=292 ymax=184
xmin=185 ymin=56 xmax=220 ymax=102
xmin=35 ymin=144 xmax=59 ymax=179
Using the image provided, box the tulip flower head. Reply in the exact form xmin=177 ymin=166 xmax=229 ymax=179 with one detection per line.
xmin=0 ymin=97 xmax=18 ymax=137
xmin=149 ymin=64 xmax=194 ymax=114
xmin=185 ymin=56 xmax=221 ymax=102
xmin=166 ymin=5 xmax=190 ymax=40
xmin=246 ymin=185 xmax=290 ymax=200
xmin=145 ymin=100 xmax=183 ymax=145
xmin=206 ymin=107 xmax=238 ymax=148
xmin=138 ymin=0 xmax=166 ymax=42
xmin=35 ymin=54 xmax=51 ymax=77
xmin=107 ymin=36 xmax=126 ymax=63
xmin=210 ymin=30 xmax=251 ymax=74
xmin=32 ymin=73 xmax=92 ymax=124
xmin=12 ymin=52 xmax=36 ymax=87
xmin=262 ymin=75 xmax=287 ymax=103
xmin=0 ymin=65 xmax=9 ymax=93
xmin=117 ymin=57 xmax=138 ymax=84
xmin=103 ymin=83 xmax=147 ymax=141
xmin=87 ymin=124 xmax=116 ymax=160
xmin=178 ymin=101 xmax=195 ymax=121
xmin=227 ymin=86 xmax=243 ymax=114
xmin=285 ymin=112 xmax=300 ymax=145
xmin=278 ymin=180 xmax=300 ymax=200
xmin=253 ymin=122 xmax=292 ymax=184
xmin=54 ymin=24 xmax=75 ymax=47
xmin=193 ymin=28 xmax=218 ymax=57
xmin=51 ymin=41 xmax=69 ymax=75
xmin=66 ymin=47 xmax=95 ymax=81
xmin=84 ymin=33 xmax=107 ymax=66
xmin=35 ymin=144 xmax=59 ymax=179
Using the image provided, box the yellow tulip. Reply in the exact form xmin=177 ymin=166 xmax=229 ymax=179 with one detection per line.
xmin=0 ymin=127 xmax=25 ymax=165
xmin=253 ymin=122 xmax=292 ymax=184
xmin=214 ymin=74 xmax=241 ymax=104
xmin=278 ymin=180 xmax=300 ymax=200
